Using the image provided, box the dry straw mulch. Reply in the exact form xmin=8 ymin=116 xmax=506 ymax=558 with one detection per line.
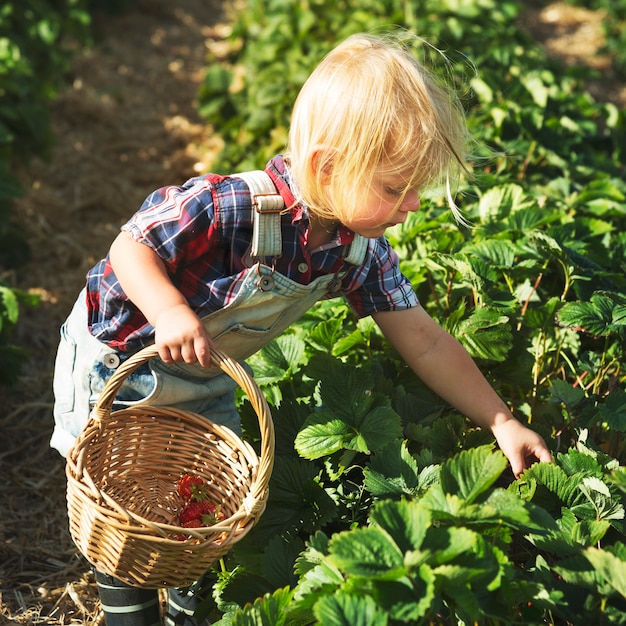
xmin=1 ymin=0 xmax=231 ymax=622
xmin=0 ymin=1 xmax=621 ymax=624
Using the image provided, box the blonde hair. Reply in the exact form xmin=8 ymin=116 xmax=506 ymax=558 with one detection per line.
xmin=286 ymin=32 xmax=470 ymax=224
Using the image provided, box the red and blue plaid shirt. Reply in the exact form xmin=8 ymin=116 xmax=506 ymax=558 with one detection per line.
xmin=85 ymin=156 xmax=418 ymax=352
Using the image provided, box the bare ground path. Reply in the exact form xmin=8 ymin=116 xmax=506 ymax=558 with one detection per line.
xmin=0 ymin=1 xmax=622 ymax=624
xmin=1 ymin=1 xmax=232 ymax=622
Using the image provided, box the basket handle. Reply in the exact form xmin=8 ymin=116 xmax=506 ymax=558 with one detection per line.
xmin=91 ymin=344 xmax=275 ymax=502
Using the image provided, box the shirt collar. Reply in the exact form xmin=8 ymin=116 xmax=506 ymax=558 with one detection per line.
xmin=266 ymin=155 xmax=356 ymax=247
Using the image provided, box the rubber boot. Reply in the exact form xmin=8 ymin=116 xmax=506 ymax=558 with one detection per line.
xmin=164 ymin=580 xmax=210 ymax=626
xmin=94 ymin=570 xmax=161 ymax=626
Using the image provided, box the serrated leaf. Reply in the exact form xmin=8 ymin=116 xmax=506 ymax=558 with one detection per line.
xmin=553 ymin=553 xmax=602 ymax=589
xmin=328 ymin=528 xmax=405 ymax=579
xmin=318 ymin=366 xmax=375 ymax=420
xmin=230 ymin=587 xmax=294 ymax=626
xmin=247 ymin=335 xmax=306 ymax=385
xmin=585 ymin=547 xmax=626 ymax=598
xmin=598 ymin=394 xmax=626 ymax=432
xmin=294 ymin=531 xmax=331 ymax=576
xmin=313 ymin=592 xmax=389 ymax=626
xmin=478 ymin=183 xmax=534 ymax=221
xmin=295 ymin=404 xmax=402 ymax=459
xmin=439 ymin=445 xmax=507 ymax=504
xmin=363 ymin=440 xmax=421 ymax=498
xmin=423 ymin=526 xmax=478 ymax=565
xmin=520 ymin=462 xmax=586 ymax=511
xmin=371 ymin=568 xmax=435 ymax=622
xmin=558 ymin=447 xmax=604 ymax=476
xmin=252 ymin=457 xmax=337 ymax=540
xmin=557 ymin=293 xmax=626 ymax=337
xmin=483 ymin=488 xmax=558 ymax=533
xmin=0 ymin=285 xmax=20 ymax=328
xmin=579 ymin=476 xmax=625 ymax=521
xmin=368 ymin=500 xmax=431 ymax=555
xmin=456 ymin=308 xmax=512 ymax=361
xmin=261 ymin=535 xmax=305 ymax=588
xmin=294 ymin=411 xmax=364 ymax=458
xmin=463 ymin=239 xmax=517 ymax=268
xmin=549 ymin=379 xmax=586 ymax=409
xmin=528 ymin=509 xmax=609 ymax=556
xmin=306 ymin=316 xmax=346 ymax=353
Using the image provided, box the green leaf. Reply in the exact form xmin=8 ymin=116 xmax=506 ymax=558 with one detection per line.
xmin=483 ymin=488 xmax=558 ymax=533
xmin=463 ymin=238 xmax=517 ymax=268
xmin=0 ymin=168 xmax=23 ymax=200
xmin=528 ymin=509 xmax=609 ymax=556
xmin=252 ymin=457 xmax=337 ymax=540
xmin=0 ymin=284 xmax=20 ymax=330
xmin=371 ymin=568 xmax=435 ymax=622
xmin=477 ymin=184 xmax=534 ymax=221
xmin=557 ymin=293 xmax=626 ymax=338
xmin=423 ymin=526 xmax=479 ymax=566
xmin=317 ymin=365 xmax=376 ymax=420
xmin=313 ymin=592 xmax=389 ymax=626
xmin=439 ymin=445 xmax=507 ymax=504
xmin=368 ymin=500 xmax=431 ymax=555
xmin=295 ymin=404 xmax=402 ymax=460
xmin=578 ymin=476 xmax=625 ymax=521
xmin=295 ymin=411 xmax=365 ymax=458
xmin=519 ymin=462 xmax=586 ymax=512
xmin=261 ymin=535 xmax=305 ymax=588
xmin=549 ymin=379 xmax=586 ymax=409
xmin=306 ymin=316 xmax=347 ymax=353
xmin=229 ymin=587 xmax=294 ymax=626
xmin=363 ymin=440 xmax=423 ymax=498
xmin=247 ymin=335 xmax=306 ymax=385
xmin=598 ymin=394 xmax=626 ymax=432
xmin=328 ymin=528 xmax=405 ymax=579
xmin=585 ymin=547 xmax=626 ymax=599
xmin=455 ymin=307 xmax=512 ymax=361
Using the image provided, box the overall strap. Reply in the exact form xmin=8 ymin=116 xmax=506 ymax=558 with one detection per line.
xmin=233 ymin=170 xmax=284 ymax=258
xmin=233 ymin=170 xmax=369 ymax=266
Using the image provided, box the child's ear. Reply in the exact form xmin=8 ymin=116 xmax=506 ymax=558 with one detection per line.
xmin=310 ymin=147 xmax=334 ymax=184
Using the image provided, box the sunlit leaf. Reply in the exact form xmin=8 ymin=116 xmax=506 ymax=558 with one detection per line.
xmin=439 ymin=445 xmax=507 ymax=504
xmin=329 ymin=528 xmax=405 ymax=579
xmin=313 ymin=592 xmax=389 ymax=626
xmin=585 ymin=547 xmax=626 ymax=598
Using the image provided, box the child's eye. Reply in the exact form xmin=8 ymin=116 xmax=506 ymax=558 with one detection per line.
xmin=384 ymin=185 xmax=403 ymax=197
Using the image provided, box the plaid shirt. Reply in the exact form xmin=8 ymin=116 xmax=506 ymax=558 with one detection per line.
xmin=85 ymin=156 xmax=418 ymax=352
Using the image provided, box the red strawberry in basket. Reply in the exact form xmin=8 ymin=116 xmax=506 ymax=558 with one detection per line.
xmin=174 ymin=474 xmax=225 ymax=540
xmin=178 ymin=501 xmax=206 ymax=526
xmin=199 ymin=500 xmax=226 ymax=523
xmin=177 ymin=473 xmax=205 ymax=501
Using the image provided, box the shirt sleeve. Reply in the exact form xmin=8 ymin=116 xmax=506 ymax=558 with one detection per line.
xmin=121 ymin=174 xmax=219 ymax=269
xmin=343 ymin=237 xmax=419 ymax=317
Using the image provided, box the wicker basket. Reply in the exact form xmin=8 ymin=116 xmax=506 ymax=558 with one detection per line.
xmin=65 ymin=344 xmax=274 ymax=588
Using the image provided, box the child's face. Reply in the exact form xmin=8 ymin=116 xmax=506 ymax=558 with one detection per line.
xmin=341 ymin=168 xmax=421 ymax=238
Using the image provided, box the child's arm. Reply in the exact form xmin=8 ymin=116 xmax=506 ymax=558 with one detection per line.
xmin=109 ymin=231 xmax=212 ymax=367
xmin=373 ymin=305 xmax=552 ymax=477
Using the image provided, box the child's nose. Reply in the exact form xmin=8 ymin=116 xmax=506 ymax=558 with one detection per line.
xmin=401 ymin=189 xmax=420 ymax=212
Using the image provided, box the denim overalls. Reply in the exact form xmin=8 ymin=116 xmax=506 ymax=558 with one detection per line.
xmin=51 ymin=170 xmax=368 ymax=457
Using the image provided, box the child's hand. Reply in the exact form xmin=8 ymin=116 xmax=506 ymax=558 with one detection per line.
xmin=153 ymin=304 xmax=213 ymax=368
xmin=491 ymin=418 xmax=553 ymax=478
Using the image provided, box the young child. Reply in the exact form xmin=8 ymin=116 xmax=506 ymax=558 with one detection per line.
xmin=52 ymin=32 xmax=552 ymax=626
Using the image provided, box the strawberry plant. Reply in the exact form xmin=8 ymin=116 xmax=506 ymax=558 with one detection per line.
xmin=194 ymin=0 xmax=626 ymax=623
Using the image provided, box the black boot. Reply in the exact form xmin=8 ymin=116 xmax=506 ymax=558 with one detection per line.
xmin=94 ymin=570 xmax=161 ymax=626
xmin=164 ymin=581 xmax=210 ymax=626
